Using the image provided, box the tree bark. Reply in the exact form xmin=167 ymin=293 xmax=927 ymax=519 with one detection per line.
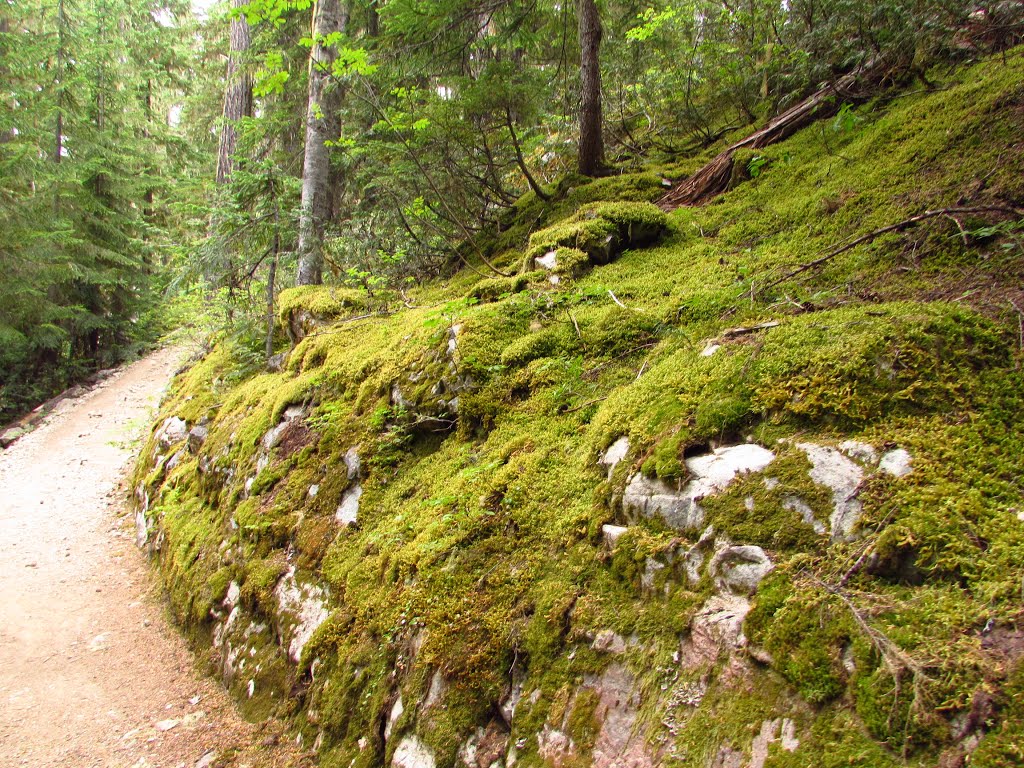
xmin=216 ymin=0 xmax=253 ymax=185
xmin=295 ymin=0 xmax=347 ymax=287
xmin=576 ymin=0 xmax=605 ymax=177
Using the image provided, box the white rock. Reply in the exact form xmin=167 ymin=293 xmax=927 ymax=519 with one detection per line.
xmin=135 ymin=507 xmax=150 ymax=549
xmin=783 ymin=496 xmax=825 ymax=535
xmin=749 ymin=718 xmax=799 ymax=768
xmin=261 ymin=421 xmax=290 ymax=452
xmin=154 ymin=718 xmax=179 ymax=732
xmin=535 ymin=250 xmax=558 ymax=270
xmin=391 ymin=734 xmax=435 ymax=768
xmin=308 ymin=484 xmax=319 ymax=497
xmin=686 ymin=444 xmax=776 ymax=494
xmin=879 ymin=448 xmax=913 ymax=477
xmin=194 ymin=751 xmax=216 ymax=768
xmin=424 ymin=670 xmax=447 ymax=709
xmin=336 ymin=484 xmax=362 ymax=526
xmin=623 ymin=444 xmax=775 ymax=531
xmin=283 ymin=404 xmax=307 ymax=421
xmin=344 ymin=446 xmax=362 ymax=480
xmin=797 ymin=443 xmax=863 ymax=541
xmin=274 ymin=568 xmax=329 ymax=664
xmin=623 ymin=473 xmax=704 ymax=530
xmin=711 ymin=545 xmax=773 ymax=595
xmin=224 ymin=581 xmax=241 ymax=609
xmin=593 ymin=629 xmax=627 ymax=654
xmin=385 ymin=695 xmax=404 ymax=742
xmin=155 ymin=417 xmax=188 ymax=450
xmin=700 ymin=343 xmax=721 ymax=357
xmin=641 ymin=557 xmax=666 ymax=591
xmin=247 ymin=679 xmax=255 ymax=698
xmin=602 ymin=524 xmax=628 ymax=547
xmin=599 ymin=437 xmax=630 ymax=478
xmin=537 ymin=726 xmax=575 ymax=764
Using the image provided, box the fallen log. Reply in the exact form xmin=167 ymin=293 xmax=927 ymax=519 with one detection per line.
xmin=658 ymin=69 xmax=868 ymax=210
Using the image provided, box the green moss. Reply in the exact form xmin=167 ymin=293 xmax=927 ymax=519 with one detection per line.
xmin=466 ymin=274 xmax=529 ymax=303
xmin=134 ymin=47 xmax=1024 ymax=768
xmin=277 ymin=285 xmax=367 ymax=325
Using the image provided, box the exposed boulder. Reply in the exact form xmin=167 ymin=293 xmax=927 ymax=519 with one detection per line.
xmin=154 ymin=416 xmax=188 ymax=451
xmin=274 ymin=568 xmax=329 ymax=664
xmin=458 ymin=719 xmax=509 ymax=768
xmin=391 ymin=734 xmax=436 ymax=768
xmin=599 ymin=436 xmax=630 ymax=478
xmin=187 ymin=425 xmax=208 ymax=454
xmin=711 ymin=545 xmax=773 ymax=596
xmin=679 ymin=594 xmax=751 ymax=668
xmin=586 ymin=663 xmax=653 ymax=768
xmin=336 ymin=484 xmax=362 ymax=527
xmin=623 ymin=444 xmax=775 ymax=531
xmin=796 ymin=442 xmax=864 ymax=541
xmin=879 ymin=448 xmax=913 ymax=477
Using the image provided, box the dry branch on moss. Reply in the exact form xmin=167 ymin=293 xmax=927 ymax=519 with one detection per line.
xmin=762 ymin=205 xmax=1024 ymax=290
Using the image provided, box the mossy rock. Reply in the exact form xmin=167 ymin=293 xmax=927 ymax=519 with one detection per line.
xmin=466 ymin=274 xmax=529 ymax=303
xmin=277 ymin=285 xmax=368 ymax=344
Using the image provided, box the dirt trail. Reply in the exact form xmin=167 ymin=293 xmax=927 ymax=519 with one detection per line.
xmin=0 ymin=347 xmax=312 ymax=768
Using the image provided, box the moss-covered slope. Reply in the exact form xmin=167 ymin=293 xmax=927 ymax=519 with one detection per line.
xmin=135 ymin=48 xmax=1024 ymax=768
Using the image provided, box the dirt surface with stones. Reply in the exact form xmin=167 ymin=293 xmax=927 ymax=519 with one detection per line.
xmin=0 ymin=346 xmax=314 ymax=768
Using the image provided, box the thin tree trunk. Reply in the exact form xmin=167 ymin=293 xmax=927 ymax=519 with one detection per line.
xmin=576 ymin=0 xmax=604 ymax=177
xmin=216 ymin=0 xmax=253 ymax=185
xmin=296 ymin=0 xmax=347 ymax=286
xmin=55 ymin=0 xmax=66 ymax=165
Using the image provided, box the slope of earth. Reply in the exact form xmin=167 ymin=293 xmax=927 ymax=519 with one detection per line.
xmin=0 ymin=347 xmax=312 ymax=768
xmin=136 ymin=47 xmax=1024 ymax=768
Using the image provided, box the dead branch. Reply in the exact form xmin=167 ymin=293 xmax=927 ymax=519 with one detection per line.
xmin=762 ymin=205 xmax=1024 ymax=290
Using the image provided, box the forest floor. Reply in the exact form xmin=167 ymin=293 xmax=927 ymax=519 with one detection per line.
xmin=0 ymin=346 xmax=313 ymax=768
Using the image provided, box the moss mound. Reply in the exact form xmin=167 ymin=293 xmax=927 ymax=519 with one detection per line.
xmin=136 ymin=48 xmax=1024 ymax=768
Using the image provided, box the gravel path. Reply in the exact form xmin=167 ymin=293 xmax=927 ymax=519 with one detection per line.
xmin=0 ymin=347 xmax=312 ymax=768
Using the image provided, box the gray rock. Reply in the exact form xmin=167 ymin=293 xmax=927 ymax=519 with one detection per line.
xmin=711 ymin=545 xmax=773 ymax=595
xmin=586 ymin=663 xmax=653 ymax=768
xmin=601 ymin=524 xmax=628 ymax=548
xmin=392 ymin=735 xmax=436 ymax=768
xmin=423 ymin=670 xmax=447 ymax=709
xmin=344 ymin=446 xmax=361 ymax=480
xmin=622 ymin=473 xmax=704 ymax=531
xmin=0 ymin=426 xmax=28 ymax=448
xmin=535 ymin=250 xmax=558 ymax=270
xmin=749 ymin=718 xmax=799 ymax=768
xmin=879 ymin=448 xmax=912 ymax=477
xmin=261 ymin=421 xmax=289 ymax=452
xmin=385 ymin=695 xmax=404 ymax=742
xmin=336 ymin=484 xmax=362 ymax=526
xmin=797 ymin=442 xmax=863 ymax=541
xmin=187 ymin=425 xmax=208 ymax=454
xmin=155 ymin=416 xmax=188 ymax=449
xmin=457 ymin=720 xmax=509 ymax=768
xmin=599 ymin=436 xmax=630 ymax=478
xmin=266 ymin=352 xmax=286 ymax=372
xmin=680 ymin=594 xmax=750 ymax=667
xmin=783 ymin=496 xmax=825 ymax=535
xmin=839 ymin=440 xmax=878 ymax=464
xmin=274 ymin=567 xmax=329 ymax=663
xmin=592 ymin=629 xmax=627 ymax=655
xmin=623 ymin=444 xmax=775 ymax=531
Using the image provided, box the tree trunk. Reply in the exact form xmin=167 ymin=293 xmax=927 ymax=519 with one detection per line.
xmin=55 ymin=0 xmax=66 ymax=165
xmin=576 ymin=0 xmax=604 ymax=177
xmin=216 ymin=0 xmax=253 ymax=185
xmin=295 ymin=0 xmax=347 ymax=287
